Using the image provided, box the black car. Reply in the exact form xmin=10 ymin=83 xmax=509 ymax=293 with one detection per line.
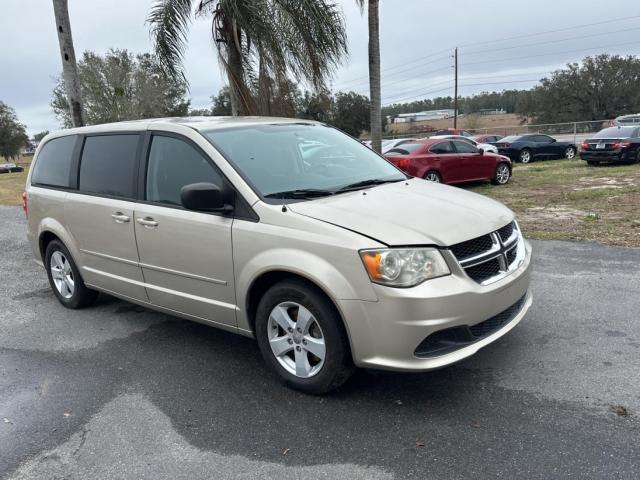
xmin=580 ymin=126 xmax=640 ymax=165
xmin=0 ymin=163 xmax=24 ymax=174
xmin=493 ymin=134 xmax=577 ymax=164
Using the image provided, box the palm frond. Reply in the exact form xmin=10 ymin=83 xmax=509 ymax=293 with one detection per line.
xmin=147 ymin=0 xmax=195 ymax=82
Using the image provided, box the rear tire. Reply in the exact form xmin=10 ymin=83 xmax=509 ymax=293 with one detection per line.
xmin=45 ymin=240 xmax=98 ymax=309
xmin=519 ymin=149 xmax=532 ymax=164
xmin=424 ymin=170 xmax=442 ymax=183
xmin=565 ymin=147 xmax=576 ymax=159
xmin=491 ymin=163 xmax=511 ymax=185
xmin=255 ymin=279 xmax=354 ymax=394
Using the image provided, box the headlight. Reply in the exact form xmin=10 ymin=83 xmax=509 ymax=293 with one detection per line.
xmin=359 ymin=248 xmax=450 ymax=287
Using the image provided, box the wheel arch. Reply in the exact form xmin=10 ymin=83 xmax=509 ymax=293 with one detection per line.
xmin=36 ymin=218 xmax=80 ymax=264
xmin=243 ymin=269 xmax=355 ymax=355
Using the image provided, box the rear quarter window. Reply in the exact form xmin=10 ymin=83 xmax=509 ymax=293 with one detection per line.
xmin=79 ymin=134 xmax=140 ymax=198
xmin=31 ymin=135 xmax=78 ymax=187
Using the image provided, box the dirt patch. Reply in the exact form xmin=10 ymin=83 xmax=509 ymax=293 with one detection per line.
xmin=470 ymin=159 xmax=640 ymax=247
xmin=574 ymin=176 xmax=637 ymax=190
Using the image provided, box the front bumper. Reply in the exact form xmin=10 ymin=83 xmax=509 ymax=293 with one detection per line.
xmin=338 ymin=239 xmax=533 ymax=371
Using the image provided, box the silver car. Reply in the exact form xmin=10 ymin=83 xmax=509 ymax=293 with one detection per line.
xmin=25 ymin=117 xmax=532 ymax=393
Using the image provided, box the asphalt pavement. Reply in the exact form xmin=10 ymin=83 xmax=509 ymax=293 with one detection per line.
xmin=1 ymin=205 xmax=639 ymax=479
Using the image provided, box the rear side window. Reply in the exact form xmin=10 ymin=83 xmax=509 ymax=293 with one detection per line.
xmin=146 ymin=135 xmax=223 ymax=206
xmin=31 ymin=135 xmax=77 ymax=187
xmin=453 ymin=140 xmax=477 ymax=153
xmin=430 ymin=141 xmax=454 ymax=154
xmin=79 ymin=135 xmax=139 ymax=198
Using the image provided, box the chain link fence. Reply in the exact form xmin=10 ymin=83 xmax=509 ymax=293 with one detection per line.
xmin=380 ymin=118 xmax=615 ymax=143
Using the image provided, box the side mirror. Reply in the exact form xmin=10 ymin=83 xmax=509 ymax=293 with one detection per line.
xmin=180 ymin=182 xmax=233 ymax=213
xmin=478 ymin=148 xmax=484 ymax=155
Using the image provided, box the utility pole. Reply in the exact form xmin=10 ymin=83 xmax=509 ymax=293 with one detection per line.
xmin=453 ymin=47 xmax=458 ymax=129
xmin=53 ymin=0 xmax=85 ymax=127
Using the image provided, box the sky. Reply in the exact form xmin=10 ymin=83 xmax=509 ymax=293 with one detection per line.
xmin=1 ymin=0 xmax=639 ymax=135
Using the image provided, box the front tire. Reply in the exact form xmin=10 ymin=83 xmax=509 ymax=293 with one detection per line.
xmin=255 ymin=279 xmax=354 ymax=394
xmin=565 ymin=146 xmax=576 ymax=159
xmin=519 ymin=149 xmax=532 ymax=164
xmin=45 ymin=240 xmax=98 ymax=309
xmin=492 ymin=163 xmax=511 ymax=185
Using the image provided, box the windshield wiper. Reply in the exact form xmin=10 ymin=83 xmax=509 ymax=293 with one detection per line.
xmin=335 ymin=178 xmax=404 ymax=192
xmin=264 ymin=188 xmax=335 ymax=199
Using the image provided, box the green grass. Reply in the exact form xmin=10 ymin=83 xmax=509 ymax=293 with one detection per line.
xmin=470 ymin=157 xmax=640 ymax=247
xmin=0 ymin=170 xmax=28 ymax=206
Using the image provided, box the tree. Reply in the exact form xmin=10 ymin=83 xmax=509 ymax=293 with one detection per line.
xmin=52 ymin=0 xmax=84 ymax=127
xmin=52 ymin=49 xmax=190 ymax=127
xmin=33 ymin=131 xmax=49 ymax=143
xmin=356 ymin=0 xmax=381 ymax=152
xmin=147 ymin=0 xmax=347 ymax=116
xmin=521 ymin=55 xmax=640 ymax=123
xmin=296 ymin=90 xmax=332 ymax=123
xmin=0 ymin=102 xmax=29 ymax=160
xmin=331 ymin=91 xmax=370 ymax=137
xmin=211 ymin=87 xmax=232 ymax=115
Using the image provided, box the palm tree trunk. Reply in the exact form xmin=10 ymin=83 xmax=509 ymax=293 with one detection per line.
xmin=223 ymin=24 xmax=258 ymax=116
xmin=367 ymin=0 xmax=382 ymax=153
xmin=52 ymin=0 xmax=84 ymax=127
xmin=257 ymin=51 xmax=271 ymax=116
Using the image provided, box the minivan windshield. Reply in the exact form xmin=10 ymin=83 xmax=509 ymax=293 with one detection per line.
xmin=203 ymin=123 xmax=406 ymax=199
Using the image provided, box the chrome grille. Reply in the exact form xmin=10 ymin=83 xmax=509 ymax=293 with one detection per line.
xmin=449 ymin=221 xmax=522 ymax=285
xmin=464 ymin=257 xmax=501 ymax=283
xmin=497 ymin=223 xmax=514 ymax=243
xmin=449 ymin=234 xmax=493 ymax=261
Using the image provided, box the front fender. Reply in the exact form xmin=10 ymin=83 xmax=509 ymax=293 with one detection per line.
xmin=235 ymin=247 xmax=378 ymax=332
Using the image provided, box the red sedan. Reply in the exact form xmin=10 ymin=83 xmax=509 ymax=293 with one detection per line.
xmin=384 ymin=138 xmax=512 ymax=185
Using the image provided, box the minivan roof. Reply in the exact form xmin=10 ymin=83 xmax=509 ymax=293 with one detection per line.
xmin=46 ymin=116 xmax=322 ymax=137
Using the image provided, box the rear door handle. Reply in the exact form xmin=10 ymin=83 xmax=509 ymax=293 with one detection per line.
xmin=111 ymin=212 xmax=130 ymax=223
xmin=136 ymin=217 xmax=159 ymax=228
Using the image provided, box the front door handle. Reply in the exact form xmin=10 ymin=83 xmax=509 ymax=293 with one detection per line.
xmin=136 ymin=217 xmax=159 ymax=228
xmin=111 ymin=212 xmax=130 ymax=223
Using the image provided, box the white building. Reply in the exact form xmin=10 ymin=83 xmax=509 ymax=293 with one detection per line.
xmin=388 ymin=109 xmax=456 ymax=124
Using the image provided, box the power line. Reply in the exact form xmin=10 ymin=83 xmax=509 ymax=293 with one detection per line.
xmin=333 ymin=14 xmax=640 ymax=93
xmin=461 ymin=40 xmax=640 ymax=67
xmin=332 ymin=47 xmax=454 ymax=88
xmin=334 ymin=55 xmax=452 ymax=90
xmin=458 ymin=14 xmax=640 ymax=49
xmin=383 ymin=79 xmax=543 ymax=106
xmin=463 ymin=26 xmax=640 ymax=56
xmin=380 ymin=71 xmax=554 ymax=103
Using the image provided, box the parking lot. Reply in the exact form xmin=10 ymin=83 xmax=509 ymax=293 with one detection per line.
xmin=1 ymin=204 xmax=639 ymax=479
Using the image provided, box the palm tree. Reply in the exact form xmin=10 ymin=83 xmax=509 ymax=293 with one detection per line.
xmin=52 ymin=0 xmax=85 ymax=127
xmin=356 ymin=0 xmax=381 ymax=153
xmin=147 ymin=0 xmax=347 ymax=116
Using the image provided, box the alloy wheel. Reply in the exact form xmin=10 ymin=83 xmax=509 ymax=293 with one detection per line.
xmin=425 ymin=172 xmax=441 ymax=182
xmin=50 ymin=250 xmax=74 ymax=299
xmin=565 ymin=147 xmax=576 ymax=159
xmin=496 ymin=164 xmax=510 ymax=184
xmin=520 ymin=150 xmax=531 ymax=163
xmin=267 ymin=302 xmax=326 ymax=378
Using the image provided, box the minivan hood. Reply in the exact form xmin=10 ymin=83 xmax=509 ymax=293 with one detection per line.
xmin=288 ymin=178 xmax=514 ymax=246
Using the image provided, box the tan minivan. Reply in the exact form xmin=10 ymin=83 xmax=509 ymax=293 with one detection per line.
xmin=25 ymin=117 xmax=532 ymax=393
